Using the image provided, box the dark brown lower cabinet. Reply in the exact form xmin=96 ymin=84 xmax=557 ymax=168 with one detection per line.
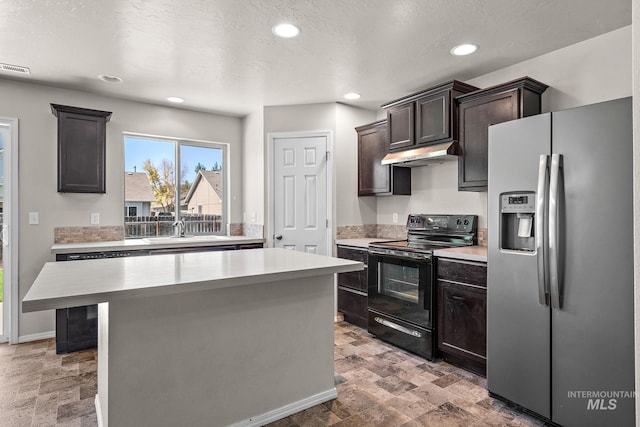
xmin=337 ymin=245 xmax=368 ymax=328
xmin=437 ymin=258 xmax=487 ymax=375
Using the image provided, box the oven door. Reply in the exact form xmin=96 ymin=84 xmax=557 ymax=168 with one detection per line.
xmin=367 ymin=251 xmax=433 ymax=328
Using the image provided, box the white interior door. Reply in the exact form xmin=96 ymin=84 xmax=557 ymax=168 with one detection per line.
xmin=272 ymin=133 xmax=330 ymax=255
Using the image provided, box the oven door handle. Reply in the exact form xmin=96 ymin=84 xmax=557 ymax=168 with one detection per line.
xmin=373 ymin=316 xmax=423 ymax=338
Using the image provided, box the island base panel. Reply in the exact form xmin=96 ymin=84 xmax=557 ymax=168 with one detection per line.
xmin=97 ymin=275 xmax=336 ymax=427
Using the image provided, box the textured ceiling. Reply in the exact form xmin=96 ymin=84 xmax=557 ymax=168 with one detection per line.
xmin=0 ymin=0 xmax=632 ymax=116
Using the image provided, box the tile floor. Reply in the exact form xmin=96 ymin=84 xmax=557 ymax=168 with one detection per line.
xmin=0 ymin=339 xmax=97 ymax=426
xmin=0 ymin=323 xmax=543 ymax=426
xmin=266 ymin=322 xmax=543 ymax=427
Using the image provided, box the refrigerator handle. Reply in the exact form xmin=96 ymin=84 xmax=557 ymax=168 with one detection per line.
xmin=549 ymin=154 xmax=563 ymax=309
xmin=536 ymin=155 xmax=550 ymax=306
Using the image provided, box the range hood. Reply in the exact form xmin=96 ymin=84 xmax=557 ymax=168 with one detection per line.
xmin=381 ymin=141 xmax=460 ymax=167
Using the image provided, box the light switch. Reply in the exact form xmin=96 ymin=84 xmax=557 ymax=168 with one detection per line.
xmin=392 ymin=213 xmax=399 ymax=224
xmin=29 ymin=212 xmax=39 ymax=225
xmin=91 ymin=213 xmax=100 ymax=225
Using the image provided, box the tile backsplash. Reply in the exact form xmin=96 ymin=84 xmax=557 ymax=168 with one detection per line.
xmin=477 ymin=228 xmax=487 ymax=247
xmin=228 ymin=223 xmax=243 ymax=236
xmin=336 ymin=224 xmax=406 ymax=240
xmin=242 ymin=223 xmax=264 ymax=238
xmin=54 ymin=226 xmax=124 ymax=244
xmin=337 ymin=224 xmax=488 ymax=247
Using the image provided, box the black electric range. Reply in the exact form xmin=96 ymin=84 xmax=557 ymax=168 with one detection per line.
xmin=367 ymin=214 xmax=477 ymax=360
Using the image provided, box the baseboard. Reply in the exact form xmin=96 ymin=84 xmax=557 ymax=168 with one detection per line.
xmin=227 ymin=388 xmax=338 ymax=427
xmin=18 ymin=330 xmax=55 ymax=343
xmin=95 ymin=394 xmax=103 ymax=427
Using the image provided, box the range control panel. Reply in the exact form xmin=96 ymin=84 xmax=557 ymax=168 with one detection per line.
xmin=406 ymin=214 xmax=477 ymax=233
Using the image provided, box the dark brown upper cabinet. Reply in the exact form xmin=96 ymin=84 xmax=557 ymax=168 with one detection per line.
xmin=51 ymin=104 xmax=112 ymax=193
xmin=455 ymin=77 xmax=548 ymax=191
xmin=385 ymin=102 xmax=414 ymax=151
xmin=356 ymin=120 xmax=411 ymax=196
xmin=382 ymin=80 xmax=479 ymax=152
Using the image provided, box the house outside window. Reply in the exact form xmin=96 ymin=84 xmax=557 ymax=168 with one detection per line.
xmin=123 ymin=135 xmax=227 ymax=238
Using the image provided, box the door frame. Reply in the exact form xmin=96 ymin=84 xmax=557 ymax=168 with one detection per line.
xmin=267 ymin=130 xmax=334 ymax=254
xmin=0 ymin=117 xmax=19 ymax=344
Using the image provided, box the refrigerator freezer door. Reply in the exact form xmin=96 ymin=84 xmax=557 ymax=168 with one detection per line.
xmin=550 ymin=97 xmax=634 ymax=427
xmin=487 ymin=113 xmax=551 ymax=417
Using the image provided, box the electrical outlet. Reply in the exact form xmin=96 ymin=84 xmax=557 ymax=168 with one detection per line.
xmin=392 ymin=213 xmax=399 ymax=223
xmin=29 ymin=212 xmax=39 ymax=225
xmin=91 ymin=213 xmax=100 ymax=225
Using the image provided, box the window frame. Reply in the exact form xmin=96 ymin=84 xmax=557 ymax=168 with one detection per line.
xmin=123 ymin=132 xmax=228 ymax=237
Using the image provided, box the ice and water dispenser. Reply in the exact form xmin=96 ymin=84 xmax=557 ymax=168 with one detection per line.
xmin=500 ymin=192 xmax=535 ymax=252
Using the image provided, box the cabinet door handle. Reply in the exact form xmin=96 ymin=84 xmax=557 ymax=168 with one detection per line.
xmin=451 ymin=295 xmax=466 ymax=301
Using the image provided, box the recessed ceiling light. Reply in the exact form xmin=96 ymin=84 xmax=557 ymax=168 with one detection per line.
xmin=343 ymin=92 xmax=361 ymax=100
xmin=272 ymin=23 xmax=300 ymax=38
xmin=98 ymin=74 xmax=123 ymax=83
xmin=450 ymin=44 xmax=478 ymax=56
xmin=167 ymin=97 xmax=184 ymax=103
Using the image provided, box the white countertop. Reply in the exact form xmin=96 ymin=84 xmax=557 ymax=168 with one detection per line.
xmin=433 ymin=246 xmax=487 ymax=262
xmin=335 ymin=238 xmax=397 ymax=249
xmin=23 ymin=248 xmax=363 ymax=313
xmin=51 ymin=235 xmax=264 ymax=254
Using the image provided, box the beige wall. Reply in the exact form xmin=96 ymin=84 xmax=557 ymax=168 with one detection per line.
xmin=334 ymin=103 xmax=377 ymax=226
xmin=468 ymin=26 xmax=632 ymax=112
xmin=376 ymin=25 xmax=632 ymax=229
xmin=241 ymin=110 xmax=265 ymax=227
xmin=0 ymin=79 xmax=242 ymax=338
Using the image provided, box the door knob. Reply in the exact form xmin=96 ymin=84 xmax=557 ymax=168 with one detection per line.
xmin=274 ymin=234 xmax=283 ymax=240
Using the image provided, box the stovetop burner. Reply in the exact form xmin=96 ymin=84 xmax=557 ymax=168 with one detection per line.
xmin=369 ymin=214 xmax=478 ymax=256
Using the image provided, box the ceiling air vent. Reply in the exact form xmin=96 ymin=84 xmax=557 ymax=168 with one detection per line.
xmin=0 ymin=63 xmax=31 ymax=75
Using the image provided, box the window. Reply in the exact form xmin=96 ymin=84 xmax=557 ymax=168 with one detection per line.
xmin=123 ymin=135 xmax=226 ymax=239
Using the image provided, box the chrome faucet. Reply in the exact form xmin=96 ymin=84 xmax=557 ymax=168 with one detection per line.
xmin=172 ymin=219 xmax=186 ymax=237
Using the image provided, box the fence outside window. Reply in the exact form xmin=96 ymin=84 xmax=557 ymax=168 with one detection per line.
xmin=124 ymin=214 xmax=223 ymax=238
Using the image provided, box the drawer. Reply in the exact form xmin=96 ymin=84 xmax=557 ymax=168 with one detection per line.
xmin=338 ymin=287 xmax=368 ymax=329
xmin=337 ymin=267 xmax=368 ymax=292
xmin=437 ymin=258 xmax=487 ymax=287
xmin=337 ymin=246 xmax=368 ymax=264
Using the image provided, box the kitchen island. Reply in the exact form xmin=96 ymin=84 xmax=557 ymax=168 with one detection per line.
xmin=23 ymin=248 xmax=363 ymax=427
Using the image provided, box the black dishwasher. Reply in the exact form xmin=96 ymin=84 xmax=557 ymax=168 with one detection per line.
xmin=55 ymin=249 xmax=150 ymax=354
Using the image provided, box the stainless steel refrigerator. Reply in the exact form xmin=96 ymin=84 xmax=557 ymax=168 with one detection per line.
xmin=487 ymin=97 xmax=634 ymax=426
